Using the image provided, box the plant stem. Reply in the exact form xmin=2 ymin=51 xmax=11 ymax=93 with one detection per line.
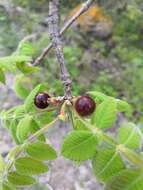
xmin=33 ymin=0 xmax=93 ymax=66
xmin=28 ymin=117 xmax=58 ymax=142
xmin=48 ymin=0 xmax=72 ymax=100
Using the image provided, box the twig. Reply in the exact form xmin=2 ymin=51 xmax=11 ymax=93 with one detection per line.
xmin=18 ymin=34 xmax=38 ymax=45
xmin=48 ymin=0 xmax=72 ymax=100
xmin=33 ymin=0 xmax=93 ymax=66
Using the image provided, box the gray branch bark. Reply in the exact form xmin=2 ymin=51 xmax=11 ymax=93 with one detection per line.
xmin=48 ymin=0 xmax=72 ymax=100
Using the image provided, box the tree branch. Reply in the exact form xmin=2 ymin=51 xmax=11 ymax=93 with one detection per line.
xmin=48 ymin=0 xmax=72 ymax=100
xmin=33 ymin=0 xmax=93 ymax=66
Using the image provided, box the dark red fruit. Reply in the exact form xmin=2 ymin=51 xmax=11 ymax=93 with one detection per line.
xmin=34 ymin=92 xmax=50 ymax=109
xmin=75 ymin=95 xmax=96 ymax=116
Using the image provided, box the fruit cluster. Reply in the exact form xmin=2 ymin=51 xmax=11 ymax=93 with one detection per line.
xmin=34 ymin=93 xmax=96 ymax=117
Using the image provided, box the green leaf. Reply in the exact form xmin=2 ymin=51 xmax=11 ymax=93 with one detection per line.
xmin=88 ymin=91 xmax=131 ymax=114
xmin=0 ymin=106 xmax=23 ymax=129
xmin=3 ymin=105 xmax=24 ymax=119
xmin=30 ymin=119 xmax=46 ymax=142
xmin=87 ymin=91 xmax=108 ymax=104
xmin=0 ymin=55 xmax=30 ymax=72
xmin=62 ymin=130 xmax=97 ymax=161
xmin=26 ymin=141 xmax=57 ymax=161
xmin=105 ymin=169 xmax=143 ymax=190
xmin=118 ymin=146 xmax=143 ymax=168
xmin=7 ymin=172 xmax=36 ymax=186
xmin=9 ymin=106 xmax=26 ymax=144
xmin=15 ymin=157 xmax=48 ymax=175
xmin=24 ymin=83 xmax=47 ymax=112
xmin=73 ymin=119 xmax=89 ymax=131
xmin=0 ymin=68 xmax=5 ymax=84
xmin=16 ymin=41 xmax=35 ymax=57
xmin=2 ymin=184 xmax=12 ymax=190
xmin=0 ymin=154 xmax=5 ymax=172
xmin=0 ymin=110 xmax=11 ymax=129
xmin=116 ymin=99 xmax=131 ymax=113
xmin=7 ymin=146 xmax=22 ymax=160
xmin=92 ymin=98 xmax=117 ymax=129
xmin=35 ymin=111 xmax=54 ymax=127
xmin=117 ymin=123 xmax=142 ymax=149
xmin=2 ymin=182 xmax=17 ymax=190
xmin=9 ymin=119 xmax=20 ymax=144
xmin=14 ymin=74 xmax=31 ymax=99
xmin=16 ymin=115 xmax=33 ymax=143
xmin=16 ymin=61 xmax=39 ymax=74
xmin=14 ymin=105 xmax=25 ymax=119
xmin=92 ymin=147 xmax=125 ymax=182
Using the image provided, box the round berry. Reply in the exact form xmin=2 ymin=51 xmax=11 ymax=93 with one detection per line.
xmin=75 ymin=95 xmax=96 ymax=116
xmin=34 ymin=92 xmax=50 ymax=109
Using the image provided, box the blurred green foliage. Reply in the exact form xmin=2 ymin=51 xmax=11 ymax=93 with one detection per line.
xmin=0 ymin=0 xmax=143 ymax=121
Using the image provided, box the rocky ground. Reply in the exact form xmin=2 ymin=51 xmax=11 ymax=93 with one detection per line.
xmin=0 ymin=74 xmax=103 ymax=190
